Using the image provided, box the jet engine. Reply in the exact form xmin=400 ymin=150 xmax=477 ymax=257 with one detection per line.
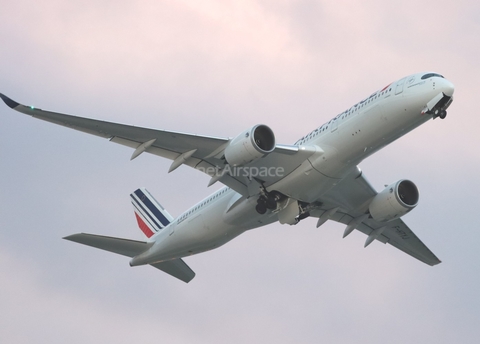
xmin=224 ymin=124 xmax=275 ymax=166
xmin=369 ymin=180 xmax=419 ymax=222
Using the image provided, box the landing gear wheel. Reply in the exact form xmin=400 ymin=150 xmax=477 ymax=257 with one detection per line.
xmin=265 ymin=198 xmax=277 ymax=210
xmin=255 ymin=203 xmax=267 ymax=214
xmin=439 ymin=110 xmax=447 ymax=119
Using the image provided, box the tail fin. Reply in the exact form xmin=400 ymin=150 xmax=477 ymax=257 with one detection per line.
xmin=130 ymin=188 xmax=174 ymax=238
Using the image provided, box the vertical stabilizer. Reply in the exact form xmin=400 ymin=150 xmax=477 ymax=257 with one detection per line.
xmin=130 ymin=188 xmax=174 ymax=238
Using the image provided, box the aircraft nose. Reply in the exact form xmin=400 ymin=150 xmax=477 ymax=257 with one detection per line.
xmin=439 ymin=78 xmax=455 ymax=97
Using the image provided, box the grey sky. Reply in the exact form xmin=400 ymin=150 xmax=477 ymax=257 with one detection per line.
xmin=1 ymin=1 xmax=479 ymax=343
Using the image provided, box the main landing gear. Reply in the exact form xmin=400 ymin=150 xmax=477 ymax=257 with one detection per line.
xmin=254 ymin=188 xmax=318 ymax=225
xmin=255 ymin=201 xmax=267 ymax=214
xmin=255 ymin=191 xmax=284 ymax=214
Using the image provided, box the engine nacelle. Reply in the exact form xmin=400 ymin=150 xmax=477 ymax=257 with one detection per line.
xmin=369 ymin=180 xmax=419 ymax=222
xmin=224 ymin=124 xmax=275 ymax=166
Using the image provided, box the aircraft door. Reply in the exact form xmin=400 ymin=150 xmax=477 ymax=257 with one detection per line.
xmin=395 ymin=77 xmax=406 ymax=95
xmin=168 ymin=222 xmax=176 ymax=236
xmin=331 ymin=118 xmax=339 ymax=132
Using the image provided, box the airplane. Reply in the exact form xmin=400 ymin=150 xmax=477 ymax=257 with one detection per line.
xmin=0 ymin=72 xmax=454 ymax=283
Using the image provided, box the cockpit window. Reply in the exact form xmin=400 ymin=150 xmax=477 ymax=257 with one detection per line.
xmin=421 ymin=73 xmax=444 ymax=80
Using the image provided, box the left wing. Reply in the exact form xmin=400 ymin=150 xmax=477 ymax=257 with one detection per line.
xmin=311 ymin=168 xmax=441 ymax=266
xmin=0 ymin=93 xmax=314 ymax=196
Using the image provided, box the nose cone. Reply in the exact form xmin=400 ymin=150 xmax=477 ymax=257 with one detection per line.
xmin=439 ymin=78 xmax=455 ymax=97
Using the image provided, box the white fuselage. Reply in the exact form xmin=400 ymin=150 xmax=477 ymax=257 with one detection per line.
xmin=130 ymin=72 xmax=454 ymax=266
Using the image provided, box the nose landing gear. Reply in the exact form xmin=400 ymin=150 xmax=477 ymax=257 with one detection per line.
xmin=433 ymin=109 xmax=447 ymax=119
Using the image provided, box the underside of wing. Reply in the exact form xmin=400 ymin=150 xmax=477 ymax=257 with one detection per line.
xmin=361 ymin=219 xmax=441 ymax=266
xmin=326 ymin=213 xmax=440 ymax=265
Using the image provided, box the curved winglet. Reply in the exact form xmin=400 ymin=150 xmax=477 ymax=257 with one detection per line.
xmin=0 ymin=93 xmax=20 ymax=109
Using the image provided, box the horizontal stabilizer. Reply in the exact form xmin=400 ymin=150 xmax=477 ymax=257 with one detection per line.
xmin=64 ymin=233 xmax=152 ymax=257
xmin=64 ymin=233 xmax=196 ymax=282
xmin=150 ymin=259 xmax=196 ymax=283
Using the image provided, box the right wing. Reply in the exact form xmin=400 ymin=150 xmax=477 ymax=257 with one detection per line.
xmin=0 ymin=93 xmax=315 ymax=196
xmin=312 ymin=169 xmax=441 ymax=266
xmin=328 ymin=213 xmax=441 ymax=266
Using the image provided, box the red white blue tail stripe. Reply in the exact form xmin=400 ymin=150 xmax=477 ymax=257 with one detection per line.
xmin=130 ymin=188 xmax=174 ymax=238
